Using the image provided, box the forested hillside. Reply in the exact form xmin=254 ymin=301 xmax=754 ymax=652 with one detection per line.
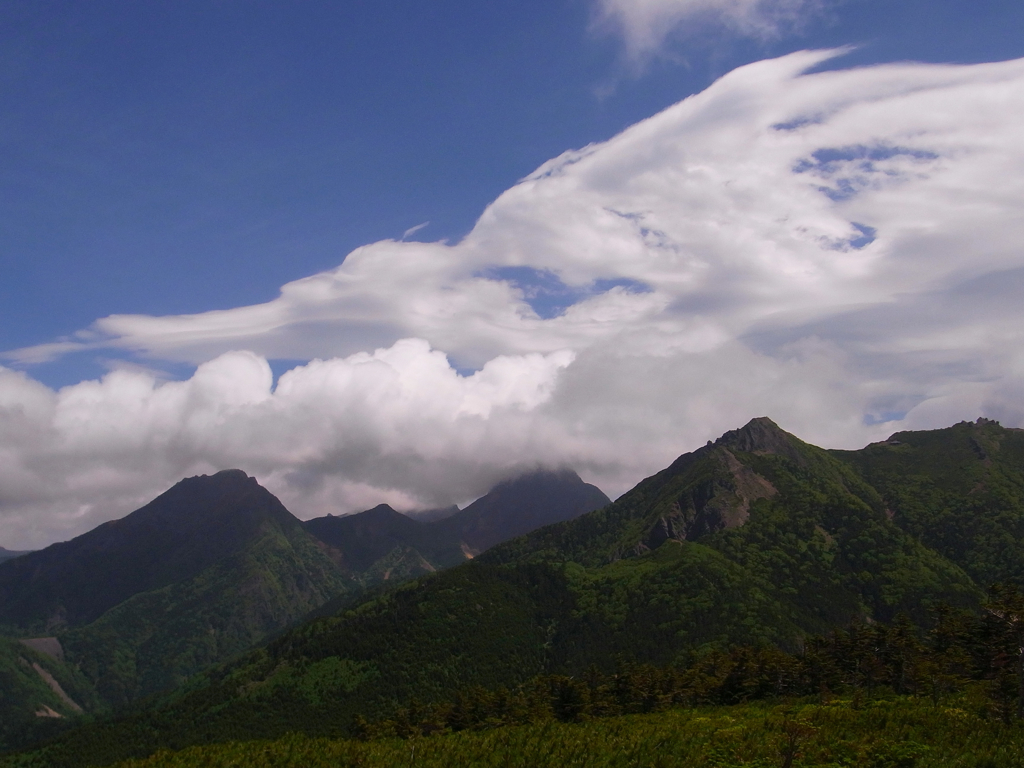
xmin=486 ymin=418 xmax=981 ymax=625
xmin=0 ymin=637 xmax=101 ymax=753
xmin=832 ymin=418 xmax=1024 ymax=587
xmin=0 ymin=470 xmax=355 ymax=713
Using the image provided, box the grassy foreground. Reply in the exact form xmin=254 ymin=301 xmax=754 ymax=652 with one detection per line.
xmin=107 ymin=698 xmax=1022 ymax=768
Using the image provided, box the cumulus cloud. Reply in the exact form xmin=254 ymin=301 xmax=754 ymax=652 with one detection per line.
xmin=591 ymin=0 xmax=826 ymax=62
xmin=0 ymin=343 xmax=578 ymax=547
xmin=4 ymin=50 xmax=1024 ymax=547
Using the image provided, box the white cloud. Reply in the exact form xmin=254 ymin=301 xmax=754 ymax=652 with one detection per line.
xmin=4 ymin=50 xmax=1024 ymax=548
xmin=0 ymin=343 xmax=578 ymax=548
xmin=402 ymin=221 xmax=430 ymax=240
xmin=591 ymin=0 xmax=826 ymax=62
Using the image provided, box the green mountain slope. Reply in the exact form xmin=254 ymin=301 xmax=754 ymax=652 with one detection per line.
xmin=60 ymin=518 xmax=352 ymax=706
xmin=484 ymin=417 xmax=854 ymax=566
xmin=0 ymin=637 xmax=102 ymax=752
xmin=487 ymin=418 xmax=979 ymax=624
xmin=0 ymin=470 xmax=356 ymax=718
xmin=832 ymin=418 xmax=1024 ymax=587
xmin=0 ymin=470 xmax=333 ymax=634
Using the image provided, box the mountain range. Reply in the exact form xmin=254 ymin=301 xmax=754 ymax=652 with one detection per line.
xmin=303 ymin=469 xmax=611 ymax=579
xmin=0 ymin=466 xmax=608 ymax=741
xmin=4 ymin=417 xmax=1024 ymax=766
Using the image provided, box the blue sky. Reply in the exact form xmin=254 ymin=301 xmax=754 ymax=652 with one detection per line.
xmin=5 ymin=0 xmax=1023 ymax=387
xmin=3 ymin=0 xmax=1024 ymax=547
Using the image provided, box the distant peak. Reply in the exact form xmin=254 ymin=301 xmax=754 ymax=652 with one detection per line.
xmin=361 ymin=504 xmax=402 ymax=517
xmin=715 ymin=418 xmax=804 ymax=462
xmin=152 ymin=469 xmax=277 ymax=521
xmin=716 ymin=417 xmax=784 ymax=447
xmin=174 ymin=468 xmax=256 ymax=490
xmin=452 ymin=466 xmax=610 ymax=552
xmin=206 ymin=468 xmax=253 ymax=483
xmin=406 ymin=505 xmax=460 ymax=523
xmin=492 ymin=468 xmax=584 ymax=490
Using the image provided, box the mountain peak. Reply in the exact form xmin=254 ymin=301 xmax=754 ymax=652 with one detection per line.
xmin=0 ymin=469 xmax=301 ymax=630
xmin=355 ymin=503 xmax=401 ymax=518
xmin=714 ymin=417 xmax=805 ymax=464
xmin=125 ymin=469 xmax=290 ymax=536
xmin=490 ymin=467 xmax=590 ymax=493
xmin=447 ymin=468 xmax=611 ymax=553
xmin=171 ymin=468 xmax=258 ymax=494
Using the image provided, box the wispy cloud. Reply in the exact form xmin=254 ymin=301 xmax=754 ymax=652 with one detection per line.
xmin=4 ymin=51 xmax=1024 ymax=548
xmin=402 ymin=221 xmax=430 ymax=240
xmin=592 ymin=0 xmax=827 ymax=62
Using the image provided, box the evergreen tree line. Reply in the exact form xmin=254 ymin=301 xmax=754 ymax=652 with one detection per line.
xmin=358 ymin=584 xmax=1024 ymax=739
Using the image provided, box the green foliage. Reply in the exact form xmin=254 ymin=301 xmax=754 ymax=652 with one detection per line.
xmin=706 ymin=450 xmax=981 ymax=626
xmin=834 ymin=419 xmax=1024 ymax=588
xmin=560 ymin=542 xmax=804 ymax=665
xmin=247 ymin=657 xmax=377 ymax=706
xmin=76 ymin=699 xmax=1024 ymax=768
xmin=0 ymin=562 xmax=574 ymax=767
xmin=490 ymin=418 xmax=983 ymax=633
xmin=0 ymin=637 xmax=101 ymax=752
xmin=12 ymin=595 xmax=1024 ymax=768
xmin=58 ymin=526 xmax=352 ymax=707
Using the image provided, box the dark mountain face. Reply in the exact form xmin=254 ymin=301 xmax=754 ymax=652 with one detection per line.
xmin=0 ymin=469 xmax=314 ymax=633
xmin=301 ymin=470 xmax=612 ymax=585
xmin=304 ymin=505 xmax=427 ymax=572
xmin=0 ymin=465 xmax=614 ymax=734
xmin=440 ymin=469 xmax=612 ymax=555
xmin=302 ymin=504 xmax=462 ymax=580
